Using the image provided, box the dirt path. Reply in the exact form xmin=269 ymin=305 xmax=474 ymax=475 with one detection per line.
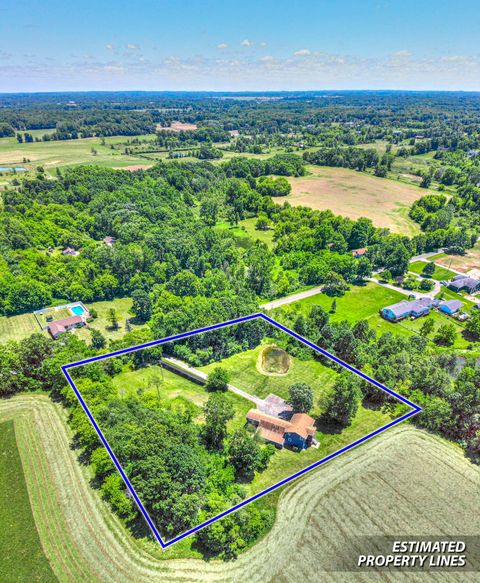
xmin=260 ymin=286 xmax=324 ymax=310
xmin=162 ymin=357 xmax=263 ymax=406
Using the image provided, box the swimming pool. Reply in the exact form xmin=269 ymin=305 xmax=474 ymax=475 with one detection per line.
xmin=71 ymin=305 xmax=86 ymax=316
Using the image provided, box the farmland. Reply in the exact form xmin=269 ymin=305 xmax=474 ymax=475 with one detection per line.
xmin=0 ymin=312 xmax=43 ymax=343
xmin=0 ymin=132 xmax=154 ymax=176
xmin=279 ymin=165 xmax=427 ymax=236
xmin=0 ymin=419 xmax=57 ymax=583
xmin=1 ymin=394 xmax=478 ymax=582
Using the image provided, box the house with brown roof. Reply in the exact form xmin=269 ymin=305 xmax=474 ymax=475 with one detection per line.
xmin=246 ymin=409 xmax=316 ymax=450
xmin=351 ymin=247 xmax=367 ymax=258
xmin=47 ymin=315 xmax=86 ymax=339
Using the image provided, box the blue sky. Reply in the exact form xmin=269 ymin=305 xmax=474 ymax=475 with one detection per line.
xmin=1 ymin=0 xmax=479 ymax=92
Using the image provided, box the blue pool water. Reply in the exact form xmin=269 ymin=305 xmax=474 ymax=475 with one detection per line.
xmin=71 ymin=305 xmax=85 ymax=316
xmin=0 ymin=167 xmax=27 ymax=172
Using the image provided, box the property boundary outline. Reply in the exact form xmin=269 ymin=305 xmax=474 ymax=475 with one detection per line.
xmin=61 ymin=312 xmax=421 ymax=548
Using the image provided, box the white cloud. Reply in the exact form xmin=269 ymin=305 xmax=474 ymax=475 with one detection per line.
xmin=260 ymin=41 xmax=268 ymax=48
xmin=260 ymin=55 xmax=274 ymax=62
xmin=393 ymin=50 xmax=412 ymax=58
xmin=217 ymin=43 xmax=228 ymax=49
xmin=294 ymin=49 xmax=311 ymax=57
xmin=105 ymin=43 xmax=114 ymax=50
xmin=126 ymin=43 xmax=140 ymax=50
xmin=240 ymin=39 xmax=253 ymax=47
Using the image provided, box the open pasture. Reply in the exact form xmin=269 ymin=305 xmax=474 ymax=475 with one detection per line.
xmin=278 ymin=166 xmax=428 ymax=235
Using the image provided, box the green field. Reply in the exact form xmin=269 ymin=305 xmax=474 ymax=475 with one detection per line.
xmin=408 ymin=260 xmax=457 ymax=281
xmin=110 ymin=363 xmax=252 ymax=431
xmin=0 ymin=420 xmax=57 ymax=583
xmin=0 ymin=133 xmax=155 ymax=177
xmin=214 ymin=217 xmax=275 ymax=249
xmin=276 ymin=281 xmax=411 ymax=337
xmin=200 ymin=341 xmax=338 ymax=411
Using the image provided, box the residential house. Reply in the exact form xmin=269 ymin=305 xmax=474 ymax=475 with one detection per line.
xmin=62 ymin=247 xmax=80 ymax=256
xmin=246 ymin=409 xmax=316 ymax=450
xmin=103 ymin=236 xmax=115 ymax=247
xmin=447 ymin=275 xmax=480 ymax=294
xmin=381 ymin=297 xmax=435 ymax=322
xmin=47 ymin=315 xmax=86 ymax=339
xmin=439 ymin=299 xmax=463 ymax=315
xmin=351 ymin=247 xmax=368 ymax=258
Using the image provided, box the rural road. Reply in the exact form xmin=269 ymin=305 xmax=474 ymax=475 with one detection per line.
xmin=260 ymin=286 xmax=324 ymax=310
xmin=162 ymin=356 xmax=263 ymax=406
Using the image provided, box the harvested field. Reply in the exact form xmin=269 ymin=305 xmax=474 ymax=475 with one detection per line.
xmin=157 ymin=121 xmax=198 ymax=132
xmin=1 ymin=394 xmax=479 ymax=582
xmin=433 ymin=243 xmax=480 ymax=274
xmin=123 ymin=164 xmax=153 ymax=171
xmin=279 ymin=166 xmax=427 ymax=235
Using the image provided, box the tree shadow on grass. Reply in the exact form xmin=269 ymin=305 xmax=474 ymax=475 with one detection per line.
xmin=315 ymin=416 xmax=343 ymax=435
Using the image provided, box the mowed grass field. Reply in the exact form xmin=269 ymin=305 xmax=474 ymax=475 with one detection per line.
xmin=408 ymin=260 xmax=457 ymax=281
xmin=278 ymin=165 xmax=429 ymax=235
xmin=1 ymin=395 xmax=479 ymax=582
xmin=0 ymin=312 xmax=44 ymax=343
xmin=199 ymin=340 xmax=338 ymax=405
xmin=0 ymin=132 xmax=154 ymax=175
xmin=0 ymin=420 xmax=57 ymax=583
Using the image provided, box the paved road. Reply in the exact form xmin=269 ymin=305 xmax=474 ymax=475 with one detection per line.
xmin=260 ymin=286 xmax=324 ymax=310
xmin=162 ymin=356 xmax=263 ymax=406
xmin=409 ymin=248 xmax=445 ymax=263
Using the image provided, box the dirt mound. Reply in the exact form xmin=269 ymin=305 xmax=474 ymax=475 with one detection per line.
xmin=259 ymin=345 xmax=291 ymax=375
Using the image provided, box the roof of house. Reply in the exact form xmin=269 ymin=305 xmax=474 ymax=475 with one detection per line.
xmin=383 ymin=297 xmax=433 ymax=318
xmin=48 ymin=315 xmax=83 ymax=336
xmin=258 ymin=394 xmax=293 ymax=418
xmin=103 ymin=236 xmax=115 ymax=244
xmin=449 ymin=277 xmax=480 ymax=290
xmin=439 ymin=299 xmax=463 ymax=311
xmin=351 ymin=247 xmax=367 ymax=256
xmin=246 ymin=409 xmax=315 ymax=440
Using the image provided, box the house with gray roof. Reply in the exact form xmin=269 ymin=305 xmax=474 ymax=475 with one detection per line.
xmin=447 ymin=276 xmax=480 ymax=294
xmin=439 ymin=299 xmax=463 ymax=315
xmin=381 ymin=297 xmax=435 ymax=322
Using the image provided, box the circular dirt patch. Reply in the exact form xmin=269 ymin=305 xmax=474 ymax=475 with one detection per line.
xmin=258 ymin=345 xmax=292 ymax=376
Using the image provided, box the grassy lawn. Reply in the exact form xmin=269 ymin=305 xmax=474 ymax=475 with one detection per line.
xmin=0 ymin=312 xmax=44 ymax=344
xmin=200 ymin=341 xmax=338 ymax=414
xmin=408 ymin=260 xmax=456 ymax=281
xmin=76 ymin=298 xmax=146 ymax=343
xmin=276 ymin=281 xmax=411 ymax=338
xmin=110 ymin=364 xmax=251 ymax=432
xmin=238 ymin=217 xmax=275 ymax=249
xmin=0 ymin=420 xmax=57 ymax=582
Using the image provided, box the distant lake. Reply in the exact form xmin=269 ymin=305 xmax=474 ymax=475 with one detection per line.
xmin=0 ymin=167 xmax=27 ymax=172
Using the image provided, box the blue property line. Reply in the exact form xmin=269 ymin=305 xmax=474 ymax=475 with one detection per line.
xmin=61 ymin=313 xmax=421 ymax=549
